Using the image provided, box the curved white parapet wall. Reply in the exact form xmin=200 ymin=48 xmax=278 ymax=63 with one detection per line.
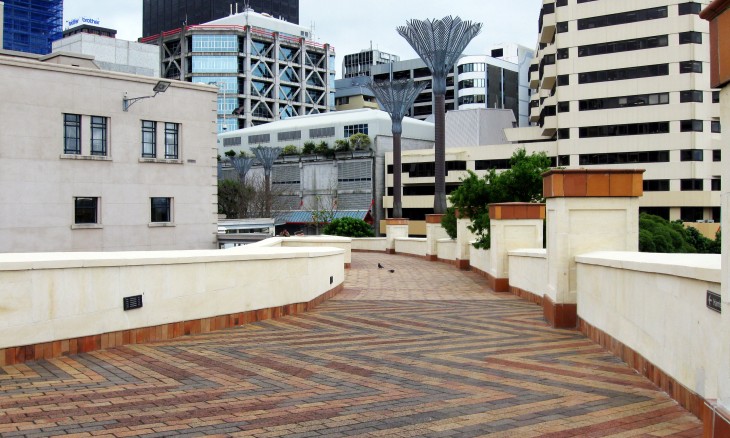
xmin=351 ymin=237 xmax=387 ymax=252
xmin=437 ymin=238 xmax=457 ymax=261
xmin=0 ymin=243 xmax=345 ymax=350
xmin=576 ymin=251 xmax=721 ymax=399
xmin=507 ymin=249 xmax=547 ymax=297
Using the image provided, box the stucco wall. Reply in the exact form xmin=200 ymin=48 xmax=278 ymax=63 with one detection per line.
xmin=507 ymin=249 xmax=547 ymax=297
xmin=576 ymin=251 xmax=721 ymax=399
xmin=0 ymin=243 xmax=345 ymax=350
xmin=437 ymin=238 xmax=456 ymax=261
xmin=394 ymin=237 xmax=426 ymax=256
xmin=469 ymin=246 xmax=491 ymax=274
xmin=352 ymin=237 xmax=387 ymax=252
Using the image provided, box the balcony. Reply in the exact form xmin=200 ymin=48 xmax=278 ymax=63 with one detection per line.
xmin=539 ymin=3 xmax=556 ymax=44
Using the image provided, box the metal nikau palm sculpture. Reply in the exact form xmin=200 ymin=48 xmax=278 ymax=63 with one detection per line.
xmin=368 ymin=78 xmax=428 ymax=219
xmin=229 ymin=155 xmax=254 ymax=183
xmin=397 ymin=16 xmax=482 ymax=213
xmin=251 ymin=146 xmax=283 ymax=217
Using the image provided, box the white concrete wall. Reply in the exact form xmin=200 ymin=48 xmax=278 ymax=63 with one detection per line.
xmin=719 ymin=81 xmax=730 ymax=409
xmin=437 ymin=238 xmax=456 ymax=261
xmin=394 ymin=237 xmax=426 ymax=256
xmin=0 ymin=55 xmax=218 ymax=252
xmin=52 ymin=33 xmax=160 ymax=77
xmin=352 ymin=237 xmax=387 ymax=252
xmin=577 ymin=251 xmax=721 ymax=399
xmin=469 ymin=246 xmax=491 ymax=274
xmin=0 ymin=244 xmax=345 ymax=349
xmin=508 ymin=249 xmax=547 ymax=297
xmin=281 ymin=235 xmax=351 ymax=264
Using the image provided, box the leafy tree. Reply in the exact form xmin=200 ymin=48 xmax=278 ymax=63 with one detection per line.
xmin=441 ymin=206 xmax=457 ymax=239
xmin=315 ymin=141 xmax=334 ymax=158
xmin=334 ymin=139 xmax=351 ymax=152
xmin=217 ymin=175 xmax=286 ymax=219
xmin=323 ymin=217 xmax=374 ymax=237
xmin=446 ymin=148 xmax=551 ymax=248
xmin=281 ymin=145 xmax=299 ymax=155
xmin=349 ymin=133 xmax=371 ymax=151
xmin=224 ymin=149 xmax=236 ymax=158
xmin=302 ymin=141 xmax=316 ymax=154
xmin=639 ymin=213 xmax=720 ymax=253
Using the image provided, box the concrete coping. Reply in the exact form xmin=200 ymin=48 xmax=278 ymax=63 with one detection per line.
xmin=508 ymin=248 xmax=547 ymax=259
xmin=352 ymin=237 xmax=387 ymax=241
xmin=575 ymin=251 xmax=720 ymax=283
xmin=437 ymin=238 xmax=456 ymax=243
xmin=489 ymin=203 xmax=546 ymax=220
xmin=0 ymin=246 xmax=344 ymax=272
xmin=543 ymin=168 xmax=645 ymax=198
xmin=394 ymin=237 xmax=427 ymax=242
xmin=425 ymin=214 xmax=445 ymax=224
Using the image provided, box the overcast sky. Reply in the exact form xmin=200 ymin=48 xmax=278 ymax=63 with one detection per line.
xmin=63 ymin=0 xmax=540 ymax=76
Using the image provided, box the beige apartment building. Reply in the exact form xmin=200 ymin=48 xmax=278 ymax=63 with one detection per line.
xmin=0 ymin=52 xmax=219 ymax=252
xmin=386 ymin=0 xmax=721 ymax=226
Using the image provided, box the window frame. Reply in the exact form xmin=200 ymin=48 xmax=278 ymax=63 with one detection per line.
xmin=74 ymin=197 xmax=99 ymax=225
xmin=64 ymin=114 xmax=82 ymax=155
xmin=90 ymin=116 xmax=108 ymax=156
xmin=142 ymin=120 xmax=157 ymax=158
xmin=150 ymin=197 xmax=172 ymax=223
xmin=164 ymin=122 xmax=179 ymax=159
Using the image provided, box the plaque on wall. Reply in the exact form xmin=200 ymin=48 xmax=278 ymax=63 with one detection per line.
xmin=707 ymin=290 xmax=721 ymax=313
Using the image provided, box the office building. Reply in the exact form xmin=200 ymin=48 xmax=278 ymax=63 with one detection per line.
xmin=142 ymin=0 xmax=299 ymax=38
xmin=143 ymin=9 xmax=334 ymax=133
xmin=342 ymin=48 xmax=400 ymax=78
xmin=0 ymin=2 xmax=4 ymax=48
xmin=2 ymin=0 xmax=62 ymax=54
xmin=517 ymin=0 xmax=720 ymax=222
xmin=0 ymin=52 xmax=218 ymax=252
xmin=334 ymin=76 xmax=379 ymax=111
xmin=371 ymin=44 xmax=533 ymax=127
xmin=53 ymin=25 xmax=160 ymax=77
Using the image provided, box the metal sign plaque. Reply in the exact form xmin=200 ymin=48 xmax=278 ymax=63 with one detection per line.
xmin=707 ymin=290 xmax=721 ymax=314
xmin=123 ymin=295 xmax=143 ymax=311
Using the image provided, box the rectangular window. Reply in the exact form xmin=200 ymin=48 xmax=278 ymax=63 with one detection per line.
xmin=90 ymin=116 xmax=107 ymax=156
xmin=557 ymin=128 xmax=570 ymax=139
xmin=713 ymin=91 xmax=720 ymax=103
xmin=142 ymin=120 xmax=156 ymax=158
xmin=712 ymin=121 xmax=721 ymax=133
xmin=678 ymin=2 xmax=702 ymax=15
xmin=679 ymin=31 xmax=702 ymax=45
xmin=680 ymin=90 xmax=703 ymax=103
xmin=680 ymin=179 xmax=703 ymax=191
xmin=680 ymin=120 xmax=703 ymax=132
xmin=74 ymin=197 xmax=98 ymax=224
xmin=557 ymin=101 xmax=570 ymax=113
xmin=557 ymin=22 xmax=568 ymax=33
xmin=557 ymin=74 xmax=570 ymax=86
xmin=579 ymin=150 xmax=670 ymax=165
xmin=64 ymin=114 xmax=81 ymax=154
xmin=151 ymin=197 xmax=172 ymax=223
xmin=712 ymin=179 xmax=721 ymax=191
xmin=680 ymin=149 xmax=703 ymax=161
xmin=309 ymin=127 xmax=335 ymax=138
xmin=557 ymin=48 xmax=569 ymax=60
xmin=277 ymin=130 xmax=302 ymax=141
xmin=713 ymin=150 xmax=721 ymax=161
xmin=578 ymin=64 xmax=669 ymax=84
xmin=643 ymin=180 xmax=670 ymax=191
xmin=165 ymin=123 xmax=179 ymax=159
xmin=577 ymin=6 xmax=667 ymax=30
xmin=344 ymin=124 xmax=368 ymax=137
xmin=679 ymin=61 xmax=702 ymax=74
xmin=248 ymin=134 xmax=270 ymax=144
xmin=579 ymin=122 xmax=670 ymax=138
xmin=578 ymin=35 xmax=668 ymax=57
xmin=556 ymin=0 xmax=567 ymax=6
xmin=579 ymin=92 xmax=669 ymax=111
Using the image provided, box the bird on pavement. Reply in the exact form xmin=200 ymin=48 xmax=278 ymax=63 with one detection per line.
xmin=378 ymin=263 xmax=384 ymax=269
xmin=388 ymin=269 xmax=395 ymax=273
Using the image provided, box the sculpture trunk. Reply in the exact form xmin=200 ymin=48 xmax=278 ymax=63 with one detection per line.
xmin=265 ymin=173 xmax=271 ymax=217
xmin=393 ymin=132 xmax=403 ymax=219
xmin=433 ymin=93 xmax=447 ymax=214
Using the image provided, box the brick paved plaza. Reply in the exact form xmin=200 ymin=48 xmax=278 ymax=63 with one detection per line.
xmin=0 ymin=252 xmax=702 ymax=437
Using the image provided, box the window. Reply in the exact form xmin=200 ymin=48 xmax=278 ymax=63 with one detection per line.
xmin=248 ymin=134 xmax=270 ymax=144
xmin=491 ymin=48 xmax=504 ymax=57
xmin=713 ymin=91 xmax=720 ymax=103
xmin=643 ymin=180 xmax=670 ymax=191
xmin=681 ymin=207 xmax=704 ymax=222
xmin=680 ymin=120 xmax=703 ymax=132
xmin=713 ymin=150 xmax=721 ymax=162
xmin=579 ymin=122 xmax=670 ymax=138
xmin=164 ymin=123 xmax=179 ymax=159
xmin=142 ymin=120 xmax=156 ymax=157
xmin=578 ymin=64 xmax=669 ymax=84
xmin=557 ymin=74 xmax=570 ymax=86
xmin=678 ymin=2 xmax=702 ymax=15
xmin=309 ymin=127 xmax=335 ymax=138
xmin=556 ymin=0 xmax=567 ymax=6
xmin=712 ymin=121 xmax=721 ymax=133
xmin=277 ymin=130 xmax=301 ymax=141
xmin=578 ymin=35 xmax=668 ymax=57
xmin=577 ymin=6 xmax=667 ymax=30
xmin=557 ymin=101 xmax=570 ymax=113
xmin=557 ymin=22 xmax=568 ymax=33
xmin=579 ymin=92 xmax=669 ymax=111
xmin=64 ymin=114 xmax=81 ymax=154
xmin=557 ymin=48 xmax=569 ymax=60
xmin=90 ymin=116 xmax=107 ymax=156
xmin=151 ymin=197 xmax=172 ymax=223
xmin=681 ymin=179 xmax=704 ymax=191
xmin=680 ymin=149 xmax=703 ymax=161
xmin=557 ymin=128 xmax=570 ymax=139
xmin=680 ymin=90 xmax=703 ymax=103
xmin=344 ymin=124 xmax=368 ymax=137
xmin=74 ymin=197 xmax=98 ymax=224
xmin=679 ymin=31 xmax=702 ymax=45
xmin=712 ymin=179 xmax=721 ymax=191
xmin=579 ymin=150 xmax=669 ymax=165
xmin=679 ymin=61 xmax=702 ymax=74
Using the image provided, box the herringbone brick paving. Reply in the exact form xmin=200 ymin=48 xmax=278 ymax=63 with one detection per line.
xmin=0 ymin=252 xmax=702 ymax=437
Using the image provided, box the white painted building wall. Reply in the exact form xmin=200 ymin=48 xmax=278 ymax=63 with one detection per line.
xmin=52 ymin=33 xmax=160 ymax=77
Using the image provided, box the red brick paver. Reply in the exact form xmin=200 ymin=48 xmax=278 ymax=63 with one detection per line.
xmin=0 ymin=252 xmax=702 ymax=437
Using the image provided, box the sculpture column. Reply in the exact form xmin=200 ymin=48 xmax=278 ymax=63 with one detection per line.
xmin=543 ymin=169 xmax=643 ymax=329
xmin=487 ymin=202 xmax=545 ymax=292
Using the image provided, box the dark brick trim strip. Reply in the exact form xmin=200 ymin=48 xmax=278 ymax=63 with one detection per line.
xmin=508 ymin=285 xmax=543 ymax=305
xmin=543 ymin=295 xmax=577 ymax=329
xmin=579 ymin=318 xmax=706 ymax=421
xmin=470 ymin=266 xmax=509 ymax=292
xmin=352 ymin=249 xmax=386 ymax=254
xmin=0 ymin=284 xmax=343 ymax=367
xmin=704 ymin=400 xmax=730 ymax=437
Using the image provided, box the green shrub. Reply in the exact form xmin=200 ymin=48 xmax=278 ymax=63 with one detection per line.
xmin=349 ymin=133 xmax=371 ymax=151
xmin=302 ymin=141 xmax=316 ymax=154
xmin=441 ymin=207 xmax=457 ymax=240
xmin=638 ymin=213 xmax=720 ymax=253
xmin=323 ymin=217 xmax=374 ymax=237
xmin=334 ymin=139 xmax=351 ymax=152
xmin=224 ymin=149 xmax=236 ymax=158
xmin=281 ymin=145 xmax=299 ymax=155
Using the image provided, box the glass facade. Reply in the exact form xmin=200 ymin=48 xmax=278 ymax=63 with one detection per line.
xmin=192 ymin=35 xmax=238 ymax=52
xmin=2 ymin=0 xmax=62 ymax=55
xmin=192 ymin=76 xmax=237 ymax=93
xmin=191 ymin=56 xmax=237 ymax=73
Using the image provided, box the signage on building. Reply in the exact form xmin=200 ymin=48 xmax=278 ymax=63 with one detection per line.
xmin=66 ymin=17 xmax=102 ymax=28
xmin=707 ymin=290 xmax=721 ymax=313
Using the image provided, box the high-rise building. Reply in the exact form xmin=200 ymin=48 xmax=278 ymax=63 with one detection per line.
xmin=0 ymin=2 xmax=4 ymax=49
xmin=520 ymin=0 xmax=720 ymax=222
xmin=342 ymin=48 xmax=400 ymax=79
xmin=142 ymin=9 xmax=334 ymax=132
xmin=371 ymin=45 xmax=534 ymax=127
xmin=2 ymin=0 xmax=62 ymax=54
xmin=142 ymin=0 xmax=299 ymax=38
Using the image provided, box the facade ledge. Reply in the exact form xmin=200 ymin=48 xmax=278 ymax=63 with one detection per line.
xmin=148 ymin=222 xmax=176 ymax=228
xmin=138 ymin=158 xmax=184 ymax=164
xmin=60 ymin=154 xmax=112 ymax=161
xmin=71 ymin=224 xmax=103 ymax=230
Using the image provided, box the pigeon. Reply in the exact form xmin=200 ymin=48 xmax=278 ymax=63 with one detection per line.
xmin=388 ymin=269 xmax=395 ymax=273
xmin=378 ymin=263 xmax=384 ymax=269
